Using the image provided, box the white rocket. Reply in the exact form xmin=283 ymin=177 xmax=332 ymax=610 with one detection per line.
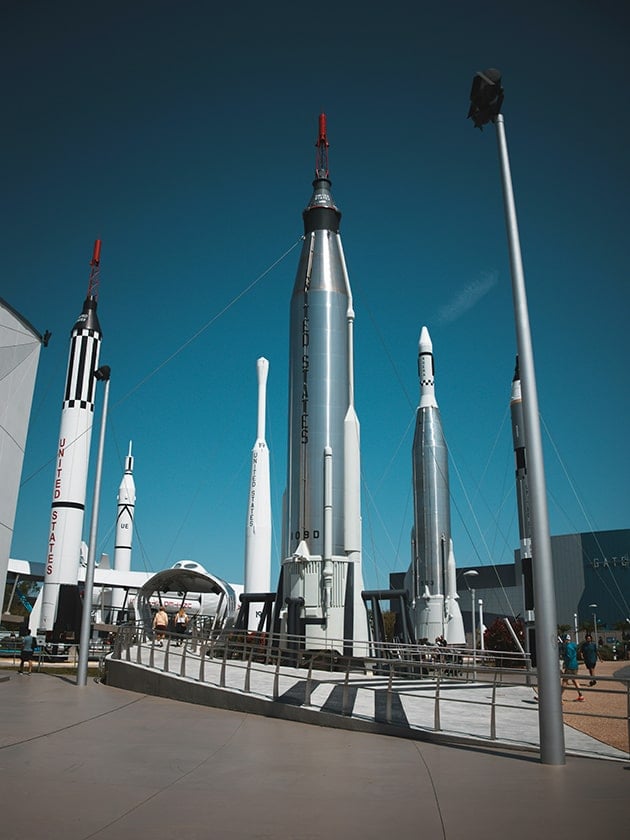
xmin=278 ymin=114 xmax=368 ymax=653
xmin=39 ymin=241 xmax=103 ymax=635
xmin=108 ymin=441 xmax=136 ymax=618
xmin=405 ymin=326 xmax=464 ymax=644
xmin=114 ymin=441 xmax=135 ymax=574
xmin=243 ymin=357 xmax=272 ymax=629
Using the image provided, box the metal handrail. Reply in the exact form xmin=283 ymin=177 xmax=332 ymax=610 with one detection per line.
xmin=109 ymin=621 xmax=630 ymax=756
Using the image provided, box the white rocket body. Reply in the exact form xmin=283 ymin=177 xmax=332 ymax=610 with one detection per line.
xmin=110 ymin=442 xmax=136 ymax=615
xmin=40 ymin=292 xmax=102 ymax=633
xmin=444 ymin=539 xmax=465 ymax=644
xmin=244 ymin=357 xmax=272 ymax=630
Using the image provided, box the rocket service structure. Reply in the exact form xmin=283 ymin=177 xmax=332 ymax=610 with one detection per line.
xmin=40 ymin=241 xmax=104 ymax=636
xmin=406 ymin=327 xmax=465 ymax=644
xmin=277 ymin=114 xmax=368 ymax=652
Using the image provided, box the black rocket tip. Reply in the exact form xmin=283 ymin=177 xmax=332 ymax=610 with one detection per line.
xmin=513 ymin=356 xmax=520 ymax=381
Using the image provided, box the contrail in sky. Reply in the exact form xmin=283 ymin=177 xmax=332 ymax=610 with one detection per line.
xmin=438 ymin=271 xmax=498 ymax=324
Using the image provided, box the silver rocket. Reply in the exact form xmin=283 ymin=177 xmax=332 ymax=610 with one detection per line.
xmin=40 ymin=240 xmax=103 ymax=634
xmin=278 ymin=114 xmax=367 ymax=652
xmin=406 ymin=326 xmax=464 ymax=643
xmin=244 ymin=357 xmax=272 ymax=629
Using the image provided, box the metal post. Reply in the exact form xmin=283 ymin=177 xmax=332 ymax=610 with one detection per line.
xmin=589 ymin=604 xmax=598 ymax=641
xmin=471 ymin=587 xmax=477 ymax=674
xmin=494 ymin=113 xmax=565 ymax=764
xmin=479 ymin=599 xmax=485 ymax=652
xmin=463 ymin=570 xmax=478 ymax=680
xmin=574 ymin=612 xmax=579 ymax=644
xmin=77 ymin=369 xmax=110 ymax=687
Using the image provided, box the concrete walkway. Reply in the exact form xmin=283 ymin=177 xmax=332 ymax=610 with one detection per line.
xmin=106 ymin=643 xmax=629 ymax=761
xmin=0 ymin=672 xmax=628 ymax=840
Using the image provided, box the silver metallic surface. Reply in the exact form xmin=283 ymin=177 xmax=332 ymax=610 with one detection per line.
xmin=409 ymin=330 xmax=450 ymax=592
xmin=495 ymin=113 xmax=565 ymax=764
xmin=280 ymin=159 xmax=367 ymax=647
xmin=286 ymin=210 xmax=350 ymax=558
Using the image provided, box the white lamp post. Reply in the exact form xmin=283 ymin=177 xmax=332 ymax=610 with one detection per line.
xmin=464 ymin=570 xmax=479 ymax=677
xmin=589 ymin=603 xmax=598 ymax=642
xmin=479 ymin=598 xmax=485 ymax=652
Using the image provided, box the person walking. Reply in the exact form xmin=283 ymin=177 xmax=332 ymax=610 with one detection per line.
xmin=174 ymin=607 xmax=189 ymax=645
xmin=561 ymin=633 xmax=584 ymax=702
xmin=579 ymin=633 xmax=599 ymax=685
xmin=18 ymin=629 xmax=37 ymax=675
xmin=152 ymin=606 xmax=169 ymax=646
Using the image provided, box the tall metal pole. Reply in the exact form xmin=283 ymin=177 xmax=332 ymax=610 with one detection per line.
xmin=573 ymin=612 xmax=579 ymax=644
xmin=493 ymin=113 xmax=565 ymax=764
xmin=470 ymin=587 xmax=476 ymax=675
xmin=464 ymin=570 xmax=478 ymax=678
xmin=77 ymin=367 xmax=111 ymax=687
xmin=479 ymin=598 xmax=485 ymax=651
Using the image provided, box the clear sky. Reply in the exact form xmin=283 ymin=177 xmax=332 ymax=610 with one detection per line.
xmin=3 ymin=1 xmax=629 ymax=592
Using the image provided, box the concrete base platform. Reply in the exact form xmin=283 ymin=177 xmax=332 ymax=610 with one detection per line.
xmin=0 ymin=672 xmax=628 ymax=839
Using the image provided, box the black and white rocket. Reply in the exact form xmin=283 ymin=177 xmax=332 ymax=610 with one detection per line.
xmin=40 ymin=241 xmax=103 ymax=633
xmin=405 ymin=326 xmax=464 ymax=643
xmin=277 ymin=115 xmax=367 ymax=651
xmin=510 ymin=358 xmax=535 ymax=652
xmin=243 ymin=357 xmax=272 ymax=629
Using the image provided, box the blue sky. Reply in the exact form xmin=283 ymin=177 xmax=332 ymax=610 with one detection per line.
xmin=3 ymin=1 xmax=629 ymax=591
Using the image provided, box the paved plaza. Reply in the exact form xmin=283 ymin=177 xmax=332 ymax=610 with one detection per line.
xmin=1 ymin=661 xmax=628 ymax=839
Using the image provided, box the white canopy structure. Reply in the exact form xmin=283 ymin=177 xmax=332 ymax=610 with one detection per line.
xmin=0 ymin=298 xmax=44 ymax=613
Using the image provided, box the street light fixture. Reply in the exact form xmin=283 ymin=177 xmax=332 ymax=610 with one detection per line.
xmin=77 ymin=365 xmax=111 ymax=687
xmin=589 ymin=604 xmax=598 ymax=641
xmin=467 ymin=69 xmax=565 ymax=766
xmin=463 ymin=570 xmax=479 ymax=676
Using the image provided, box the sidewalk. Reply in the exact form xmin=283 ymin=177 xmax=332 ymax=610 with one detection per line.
xmin=1 ymin=672 xmax=628 ymax=840
xmin=106 ymin=644 xmax=629 ymax=761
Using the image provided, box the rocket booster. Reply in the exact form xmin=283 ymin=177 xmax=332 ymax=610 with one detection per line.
xmin=40 ymin=241 xmax=103 ymax=633
xmin=406 ymin=326 xmax=463 ymax=642
xmin=412 ymin=326 xmax=450 ymax=596
xmin=280 ymin=114 xmax=367 ymax=650
xmin=510 ymin=358 xmax=531 ymax=561
xmin=114 ymin=441 xmax=136 ymax=574
xmin=244 ymin=357 xmax=272 ymax=629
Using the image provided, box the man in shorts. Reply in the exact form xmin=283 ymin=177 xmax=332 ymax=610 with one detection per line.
xmin=561 ymin=633 xmax=584 ymax=701
xmin=18 ymin=629 xmax=36 ymax=675
xmin=579 ymin=633 xmax=599 ymax=685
